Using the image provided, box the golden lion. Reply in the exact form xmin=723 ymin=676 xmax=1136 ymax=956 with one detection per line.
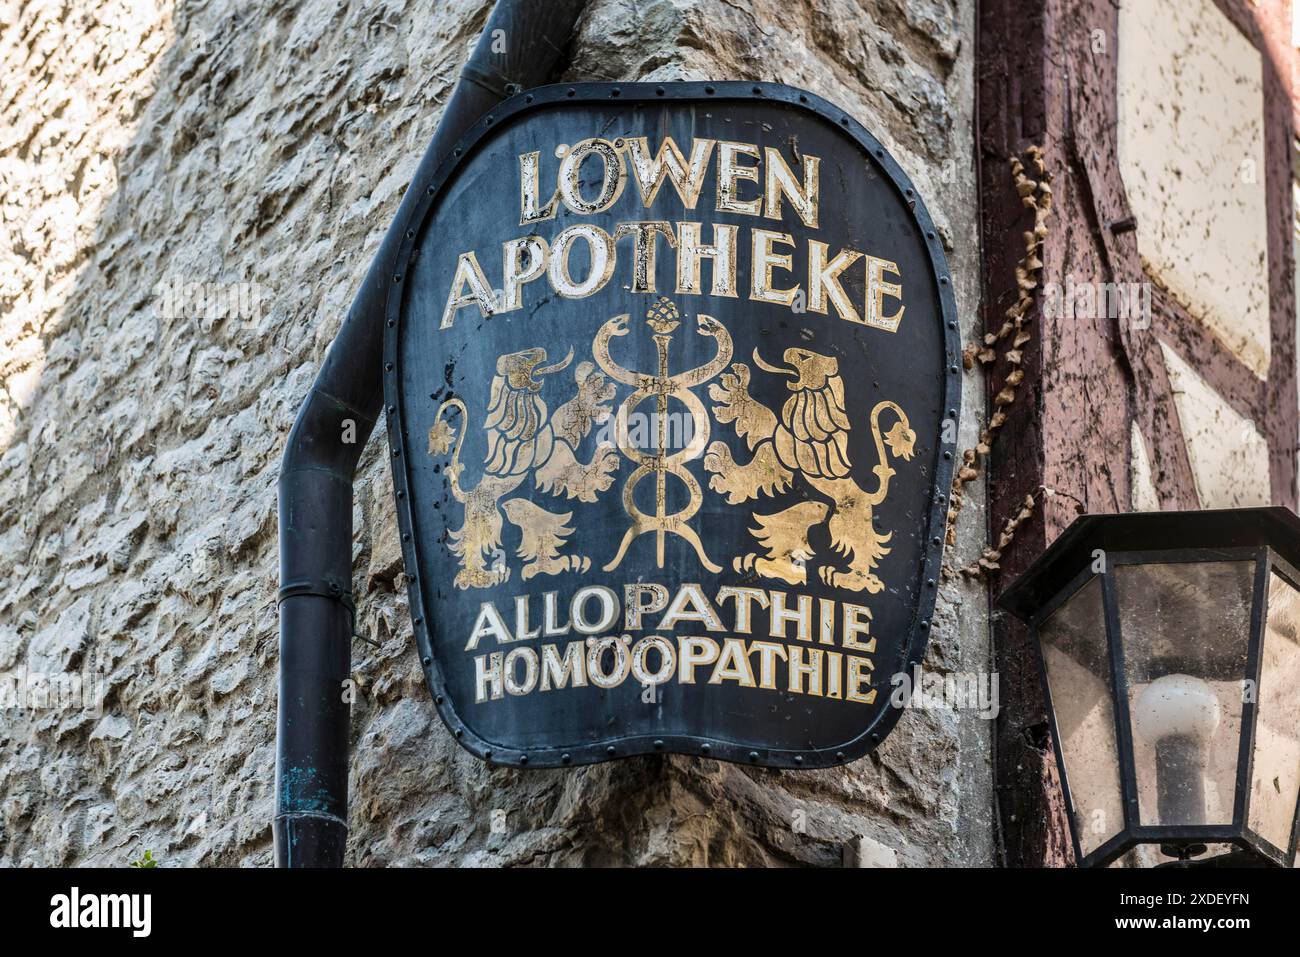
xmin=703 ymin=347 xmax=915 ymax=593
xmin=428 ymin=347 xmax=618 ymax=589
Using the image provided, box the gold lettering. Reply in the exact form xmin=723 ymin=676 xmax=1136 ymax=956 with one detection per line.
xmin=716 ymin=586 xmax=769 ymax=634
xmin=615 ymin=221 xmax=676 ymax=293
xmin=549 ymin=224 xmax=617 ymax=298
xmin=864 ymin=256 xmax=905 ymax=332
xmin=625 ymin=136 xmax=714 ymax=208
xmin=826 ymin=650 xmax=843 ymax=699
xmin=716 ymin=141 xmax=762 ymax=215
xmin=675 ymin=222 xmax=739 ymax=297
xmin=842 ymin=603 xmax=877 ymax=653
xmin=540 ymin=640 xmax=588 ymax=690
xmin=763 ymin=147 xmax=819 ymax=228
xmin=808 ymin=240 xmax=863 ymax=322
xmin=709 ymin=637 xmax=757 ymax=687
xmin=518 ymin=150 xmax=558 ymax=225
xmin=847 ymin=654 xmax=876 ymax=704
xmin=500 ymin=236 xmax=548 ymax=312
xmin=440 ymin=251 xmax=497 ymax=329
xmin=769 ymin=590 xmax=811 ymax=641
xmin=625 ymin=583 xmax=670 ymax=630
xmin=749 ymin=640 xmax=788 ymax=690
xmin=787 ymin=646 xmax=824 ymax=696
xmin=750 ymin=229 xmax=798 ymax=306
xmin=503 ymin=647 xmax=539 ymax=695
xmin=474 ymin=652 xmax=504 ymax=702
xmin=677 ymin=636 xmax=720 ymax=683
xmin=466 ymin=600 xmax=512 ymax=650
xmin=658 ymin=583 xmax=725 ymax=632
xmin=557 ymin=138 xmax=627 ymax=214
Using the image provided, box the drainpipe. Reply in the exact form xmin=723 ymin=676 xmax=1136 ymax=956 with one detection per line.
xmin=275 ymin=0 xmax=589 ymax=868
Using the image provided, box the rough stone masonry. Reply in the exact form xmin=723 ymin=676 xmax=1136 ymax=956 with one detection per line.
xmin=0 ymin=0 xmax=991 ymax=866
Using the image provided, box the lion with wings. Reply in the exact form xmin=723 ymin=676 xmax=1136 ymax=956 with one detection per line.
xmin=702 ymin=347 xmax=915 ymax=594
xmin=428 ymin=347 xmax=618 ymax=589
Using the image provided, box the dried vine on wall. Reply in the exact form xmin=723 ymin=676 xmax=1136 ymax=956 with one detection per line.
xmin=944 ymin=146 xmax=1053 ymax=579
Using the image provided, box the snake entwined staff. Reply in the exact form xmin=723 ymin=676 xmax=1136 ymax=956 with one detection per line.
xmin=593 ymin=298 xmax=733 ymax=571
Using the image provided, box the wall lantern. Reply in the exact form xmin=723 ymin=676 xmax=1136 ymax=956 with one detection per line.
xmin=999 ymin=507 xmax=1300 ymax=867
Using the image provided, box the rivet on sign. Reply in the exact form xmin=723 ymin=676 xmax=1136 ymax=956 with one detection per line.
xmin=525 ymin=95 xmax=533 ymax=103
xmin=519 ymin=755 xmax=528 ymax=765
xmin=387 ymin=319 xmax=394 ymax=327
xmin=393 ymin=274 xmax=402 ymax=283
xmin=949 ymin=365 xmax=958 ymax=374
xmin=486 ymin=116 xmax=493 ymax=125
xmin=566 ymin=88 xmax=576 ymax=97
xmin=455 ymin=728 xmax=463 ymax=738
xmin=927 ymin=579 xmax=936 ymax=588
xmin=927 ymin=230 xmax=935 ymax=239
xmin=385 ymin=362 xmax=394 ymax=371
xmin=835 ymin=751 xmax=845 ymax=761
xmin=940 ymin=276 xmax=949 ymax=285
xmin=840 ymin=117 xmax=849 ymax=125
xmin=402 ymin=533 xmax=410 ymax=542
xmin=435 ymin=695 xmax=443 ymax=705
xmin=749 ymin=751 xmax=759 ymax=761
xmin=932 ymin=537 xmax=942 ymax=546
xmin=393 ymin=448 xmax=400 ymax=457
xmin=871 ymin=732 xmax=881 ymax=742
xmin=799 ymin=94 xmax=808 ymax=103
xmin=413 ymin=617 xmax=422 ymax=626
xmin=752 ymin=86 xmax=762 ymax=95
xmin=388 ymin=405 xmax=396 ymax=414
xmin=406 ymin=229 xmax=414 ymax=239
xmin=422 ymin=656 xmax=430 ymax=666
xmin=794 ymin=755 xmax=804 ymax=764
xmin=920 ymin=621 xmax=929 ymax=631
xmin=655 ymin=87 xmax=665 ymax=96
xmin=561 ymin=753 xmax=571 ymax=764
xmin=943 ymin=450 xmax=952 ymax=460
xmin=397 ymin=490 xmax=405 ymax=499
xmin=705 ymin=86 xmax=715 ymax=94
xmin=610 ymin=89 xmax=620 ymax=97
xmin=484 ymin=750 xmax=492 ymax=761
xmin=606 ymin=745 xmax=616 ymax=755
xmin=427 ymin=184 xmax=436 ymax=193
xmin=653 ymin=739 xmax=664 ymax=749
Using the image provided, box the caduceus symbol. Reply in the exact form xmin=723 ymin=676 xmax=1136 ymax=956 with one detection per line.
xmin=593 ymin=298 xmax=733 ymax=572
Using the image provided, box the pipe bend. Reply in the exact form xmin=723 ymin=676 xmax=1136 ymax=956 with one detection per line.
xmin=274 ymin=0 xmax=590 ymax=868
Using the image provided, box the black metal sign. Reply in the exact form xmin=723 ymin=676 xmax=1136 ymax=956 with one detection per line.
xmin=383 ymin=82 xmax=959 ymax=769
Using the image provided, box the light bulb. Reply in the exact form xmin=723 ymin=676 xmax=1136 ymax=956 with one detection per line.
xmin=1133 ymin=673 xmax=1221 ymax=744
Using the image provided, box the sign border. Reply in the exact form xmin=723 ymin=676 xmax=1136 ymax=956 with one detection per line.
xmin=381 ymin=81 xmax=961 ymax=770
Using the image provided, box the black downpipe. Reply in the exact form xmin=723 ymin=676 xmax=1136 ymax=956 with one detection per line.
xmin=275 ymin=0 xmax=589 ymax=868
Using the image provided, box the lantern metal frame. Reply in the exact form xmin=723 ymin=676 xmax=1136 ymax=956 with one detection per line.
xmin=999 ymin=507 xmax=1300 ymax=868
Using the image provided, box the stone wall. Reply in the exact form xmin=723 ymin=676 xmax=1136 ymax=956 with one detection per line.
xmin=0 ymin=0 xmax=990 ymax=867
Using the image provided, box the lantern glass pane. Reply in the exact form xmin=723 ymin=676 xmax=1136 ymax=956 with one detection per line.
xmin=1115 ymin=561 xmax=1254 ymax=827
xmin=1248 ymin=571 xmax=1300 ymax=852
xmin=1038 ymin=576 xmax=1123 ymax=856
